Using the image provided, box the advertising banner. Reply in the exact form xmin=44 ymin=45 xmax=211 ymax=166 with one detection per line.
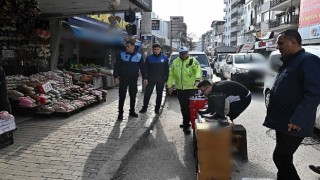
xmin=298 ymin=24 xmax=320 ymax=40
xmin=299 ymin=0 xmax=320 ymax=28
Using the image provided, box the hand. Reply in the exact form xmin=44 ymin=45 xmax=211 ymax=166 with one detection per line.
xmin=143 ymin=79 xmax=148 ymax=86
xmin=114 ymin=78 xmax=119 ymax=85
xmin=288 ymin=123 xmax=301 ymax=131
xmin=0 ymin=111 xmax=12 ymax=120
xmin=194 ymin=80 xmax=200 ymax=87
xmin=168 ymin=88 xmax=173 ymax=95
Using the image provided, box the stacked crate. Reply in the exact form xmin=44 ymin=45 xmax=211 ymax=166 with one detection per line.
xmin=196 ymin=122 xmax=233 ymax=180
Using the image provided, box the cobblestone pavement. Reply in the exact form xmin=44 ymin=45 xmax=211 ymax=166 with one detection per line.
xmin=0 ymin=85 xmax=165 ymax=180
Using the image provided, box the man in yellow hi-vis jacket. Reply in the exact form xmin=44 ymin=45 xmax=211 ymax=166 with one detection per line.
xmin=167 ymin=46 xmax=202 ymax=134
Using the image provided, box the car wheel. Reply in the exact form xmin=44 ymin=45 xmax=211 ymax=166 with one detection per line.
xmin=265 ymin=89 xmax=270 ymax=108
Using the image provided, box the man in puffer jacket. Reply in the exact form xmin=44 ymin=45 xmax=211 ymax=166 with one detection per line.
xmin=139 ymin=43 xmax=169 ymax=114
xmin=113 ymin=41 xmax=148 ymax=120
xmin=167 ymin=46 xmax=202 ymax=134
xmin=263 ymin=29 xmax=320 ymax=179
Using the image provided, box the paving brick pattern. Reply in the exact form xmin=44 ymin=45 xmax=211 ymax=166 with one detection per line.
xmin=0 ymin=86 xmax=163 ymax=180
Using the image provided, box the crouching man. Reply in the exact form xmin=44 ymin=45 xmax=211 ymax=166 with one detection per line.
xmin=197 ymin=80 xmax=251 ymax=122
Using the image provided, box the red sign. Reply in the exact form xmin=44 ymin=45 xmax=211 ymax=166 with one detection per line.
xmin=299 ymin=0 xmax=320 ymax=28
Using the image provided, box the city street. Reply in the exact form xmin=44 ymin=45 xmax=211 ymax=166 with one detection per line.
xmin=114 ymin=78 xmax=320 ymax=180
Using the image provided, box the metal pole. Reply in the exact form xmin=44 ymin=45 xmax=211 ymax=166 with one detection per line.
xmin=170 ymin=20 xmax=172 ymax=54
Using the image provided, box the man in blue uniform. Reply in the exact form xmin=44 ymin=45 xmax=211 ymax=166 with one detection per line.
xmin=113 ymin=41 xmax=148 ymax=120
xmin=263 ymin=29 xmax=320 ymax=179
xmin=139 ymin=43 xmax=169 ymax=114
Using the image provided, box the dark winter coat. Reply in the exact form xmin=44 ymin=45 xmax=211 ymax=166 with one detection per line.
xmin=264 ymin=49 xmax=320 ymax=137
xmin=113 ymin=52 xmax=147 ymax=80
xmin=145 ymin=53 xmax=169 ymax=82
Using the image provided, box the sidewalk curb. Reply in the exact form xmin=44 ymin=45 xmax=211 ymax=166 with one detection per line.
xmin=95 ymin=92 xmax=168 ymax=180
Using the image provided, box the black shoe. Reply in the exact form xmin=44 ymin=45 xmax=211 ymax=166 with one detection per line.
xmin=129 ymin=111 xmax=138 ymax=117
xmin=154 ymin=109 xmax=159 ymax=114
xmin=183 ymin=128 xmax=191 ymax=135
xmin=180 ymin=124 xmax=191 ymax=129
xmin=117 ymin=114 xmax=123 ymax=120
xmin=309 ymin=165 xmax=320 ymax=174
xmin=139 ymin=108 xmax=147 ymax=113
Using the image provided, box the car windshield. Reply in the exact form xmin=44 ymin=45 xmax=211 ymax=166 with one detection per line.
xmin=169 ymin=55 xmax=179 ymax=66
xmin=190 ymin=54 xmax=209 ymax=67
xmin=169 ymin=54 xmax=209 ymax=67
xmin=234 ymin=54 xmax=266 ymax=64
xmin=218 ymin=54 xmax=227 ymax=62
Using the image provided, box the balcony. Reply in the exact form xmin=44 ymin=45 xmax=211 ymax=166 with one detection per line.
xmin=231 ymin=36 xmax=237 ymax=42
xmin=270 ymin=0 xmax=299 ymax=11
xmin=268 ymin=15 xmax=299 ymax=32
xmin=255 ymin=22 xmax=261 ymax=30
xmin=231 ymin=27 xmax=238 ymax=33
xmin=231 ymin=7 xmax=238 ymax=15
xmin=238 ymin=6 xmax=243 ymax=13
xmin=231 ymin=17 xmax=238 ymax=24
xmin=224 ymin=6 xmax=228 ymax=12
xmin=231 ymin=0 xmax=240 ymax=6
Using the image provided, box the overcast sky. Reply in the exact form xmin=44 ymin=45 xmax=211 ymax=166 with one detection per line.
xmin=152 ymin=0 xmax=225 ymax=40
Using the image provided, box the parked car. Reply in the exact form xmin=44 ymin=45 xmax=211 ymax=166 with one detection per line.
xmin=263 ymin=46 xmax=320 ymax=129
xmin=222 ymin=53 xmax=267 ymax=86
xmin=213 ymin=54 xmax=227 ymax=78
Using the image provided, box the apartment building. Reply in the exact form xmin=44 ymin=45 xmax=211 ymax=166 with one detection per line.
xmin=211 ymin=21 xmax=225 ymax=47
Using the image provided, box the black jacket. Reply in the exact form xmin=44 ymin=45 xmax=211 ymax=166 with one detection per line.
xmin=264 ymin=49 xmax=320 ymax=137
xmin=145 ymin=53 xmax=169 ymax=82
xmin=211 ymin=80 xmax=250 ymax=101
xmin=113 ymin=51 xmax=147 ymax=80
xmin=0 ymin=66 xmax=11 ymax=113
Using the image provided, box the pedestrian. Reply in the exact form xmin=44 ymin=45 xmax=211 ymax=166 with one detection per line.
xmin=167 ymin=46 xmax=202 ymax=134
xmin=263 ymin=29 xmax=320 ymax=179
xmin=197 ymin=79 xmax=251 ymax=122
xmin=0 ymin=65 xmax=11 ymax=114
xmin=309 ymin=165 xmax=320 ymax=174
xmin=113 ymin=40 xmax=148 ymax=120
xmin=139 ymin=43 xmax=169 ymax=114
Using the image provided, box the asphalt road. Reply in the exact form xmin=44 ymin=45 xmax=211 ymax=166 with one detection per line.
xmin=114 ymin=78 xmax=320 ymax=180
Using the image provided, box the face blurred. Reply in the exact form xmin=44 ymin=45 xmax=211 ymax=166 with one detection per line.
xmin=199 ymin=85 xmax=212 ymax=96
xmin=276 ymin=34 xmax=295 ymax=57
xmin=153 ymin=47 xmax=161 ymax=55
xmin=126 ymin=43 xmax=135 ymax=53
xmin=179 ymin=51 xmax=189 ymax=60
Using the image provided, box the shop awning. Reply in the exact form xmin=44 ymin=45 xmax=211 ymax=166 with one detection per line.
xmin=239 ymin=42 xmax=254 ymax=53
xmin=69 ymin=25 xmax=124 ymax=45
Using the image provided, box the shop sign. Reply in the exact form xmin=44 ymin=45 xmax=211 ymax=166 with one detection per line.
xmin=299 ymin=24 xmax=320 ymax=40
xmin=240 ymin=43 xmax=254 ymax=53
xmin=2 ymin=50 xmax=14 ymax=58
xmin=299 ymin=0 xmax=320 ymax=28
xmin=130 ymin=0 xmax=152 ymax=12
xmin=152 ymin=20 xmax=160 ymax=30
xmin=255 ymin=41 xmax=267 ymax=49
xmin=41 ymin=82 xmax=53 ymax=93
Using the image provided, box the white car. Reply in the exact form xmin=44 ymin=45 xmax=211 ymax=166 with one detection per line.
xmin=169 ymin=51 xmax=214 ymax=81
xmin=213 ymin=54 xmax=227 ymax=78
xmin=263 ymin=46 xmax=320 ymax=129
xmin=222 ymin=53 xmax=267 ymax=86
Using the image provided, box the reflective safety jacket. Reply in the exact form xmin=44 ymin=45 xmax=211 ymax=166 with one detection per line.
xmin=167 ymin=56 xmax=202 ymax=90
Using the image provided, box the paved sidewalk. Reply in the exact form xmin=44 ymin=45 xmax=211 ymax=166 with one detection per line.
xmin=0 ymin=85 xmax=166 ymax=180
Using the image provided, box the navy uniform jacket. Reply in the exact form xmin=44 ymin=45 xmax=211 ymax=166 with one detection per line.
xmin=0 ymin=66 xmax=11 ymax=113
xmin=113 ymin=52 xmax=147 ymax=80
xmin=145 ymin=54 xmax=169 ymax=82
xmin=264 ymin=49 xmax=320 ymax=137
